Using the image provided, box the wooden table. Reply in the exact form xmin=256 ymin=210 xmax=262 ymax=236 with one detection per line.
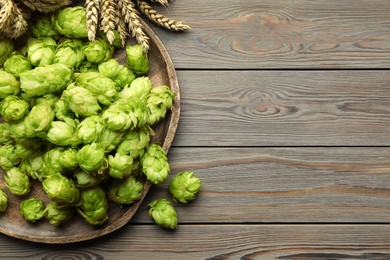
xmin=1 ymin=0 xmax=390 ymax=258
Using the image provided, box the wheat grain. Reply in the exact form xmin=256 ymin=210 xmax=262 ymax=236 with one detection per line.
xmin=85 ymin=0 xmax=101 ymax=41
xmin=0 ymin=0 xmax=28 ymax=38
xmin=118 ymin=0 xmax=149 ymax=52
xmin=115 ymin=3 xmax=129 ymax=47
xmin=136 ymin=0 xmax=190 ymax=31
xmin=100 ymin=0 xmax=117 ymax=44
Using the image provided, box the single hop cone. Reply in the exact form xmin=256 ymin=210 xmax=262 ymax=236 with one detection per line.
xmin=148 ymin=198 xmax=178 ymax=229
xmin=169 ymin=171 xmax=202 ymax=203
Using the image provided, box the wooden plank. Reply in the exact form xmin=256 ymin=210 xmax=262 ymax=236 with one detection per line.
xmin=173 ymin=70 xmax=390 ymax=146
xmin=150 ymin=0 xmax=390 ymax=69
xmin=0 ymin=225 xmax=389 ymax=258
xmin=132 ymin=147 xmax=390 ymax=223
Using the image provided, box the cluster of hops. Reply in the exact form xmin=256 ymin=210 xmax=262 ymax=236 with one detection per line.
xmin=0 ymin=6 xmax=200 ymax=229
xmin=0 ymin=0 xmax=190 ymax=53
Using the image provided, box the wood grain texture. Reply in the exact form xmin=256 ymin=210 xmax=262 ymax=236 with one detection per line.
xmin=0 ymin=225 xmax=389 ymax=259
xmin=130 ymin=147 xmax=390 ymax=223
xmin=150 ymin=0 xmax=390 ymax=69
xmin=173 ymin=70 xmax=390 ymax=146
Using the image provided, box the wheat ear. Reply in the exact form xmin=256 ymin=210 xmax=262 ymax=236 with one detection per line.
xmin=148 ymin=0 xmax=169 ymax=7
xmin=118 ymin=0 xmax=149 ymax=52
xmin=18 ymin=0 xmax=72 ymax=13
xmin=136 ymin=0 xmax=190 ymax=31
xmin=115 ymin=3 xmax=129 ymax=47
xmin=100 ymin=0 xmax=117 ymax=44
xmin=86 ymin=0 xmax=101 ymax=41
xmin=0 ymin=0 xmax=28 ymax=38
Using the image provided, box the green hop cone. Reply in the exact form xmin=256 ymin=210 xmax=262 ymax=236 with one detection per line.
xmin=3 ymin=52 xmax=32 ymax=77
xmin=52 ymin=6 xmax=88 ymax=38
xmin=19 ymin=152 xmax=44 ymax=180
xmin=26 ymin=37 xmax=57 ymax=67
xmin=126 ymin=44 xmax=149 ymax=76
xmin=42 ymin=173 xmax=80 ymax=205
xmin=98 ymin=59 xmax=135 ymax=91
xmin=61 ymin=83 xmax=101 ymax=117
xmin=108 ymin=176 xmax=143 ymax=205
xmin=148 ymin=198 xmax=178 ymax=230
xmin=0 ymin=122 xmax=12 ymax=143
xmin=41 ymin=148 xmax=65 ymax=178
xmin=20 ymin=63 xmax=72 ymax=98
xmin=118 ymin=76 xmax=152 ymax=101
xmin=73 ymin=170 xmax=106 ymax=188
xmin=169 ymin=171 xmax=202 ymax=203
xmin=44 ymin=201 xmax=74 ymax=226
xmin=19 ymin=198 xmax=44 ymax=222
xmin=77 ymin=186 xmax=108 ymax=226
xmin=0 ymin=95 xmax=29 ymax=121
xmin=0 ymin=38 xmax=14 ymax=67
xmin=54 ymin=99 xmax=74 ymax=121
xmin=102 ymin=97 xmax=149 ymax=131
xmin=146 ymin=85 xmax=174 ymax=126
xmin=32 ymin=16 xmax=60 ymax=39
xmin=0 ymin=189 xmax=8 ymax=212
xmin=76 ymin=115 xmax=104 ymax=144
xmin=116 ymin=126 xmax=151 ymax=158
xmin=84 ymin=39 xmax=113 ymax=64
xmin=59 ymin=147 xmax=78 ymax=170
xmin=78 ymin=60 xmax=98 ymax=73
xmin=0 ymin=144 xmax=21 ymax=170
xmin=53 ymin=38 xmax=85 ymax=68
xmin=46 ymin=120 xmax=80 ymax=147
xmin=76 ymin=72 xmax=117 ymax=106
xmin=141 ymin=143 xmax=170 ymax=185
xmin=108 ymin=153 xmax=134 ymax=179
xmin=4 ymin=167 xmax=30 ymax=196
xmin=23 ymin=102 xmax=55 ymax=138
xmin=96 ymin=127 xmax=125 ymax=153
xmin=77 ymin=143 xmax=106 ymax=173
xmin=0 ymin=70 xmax=20 ymax=99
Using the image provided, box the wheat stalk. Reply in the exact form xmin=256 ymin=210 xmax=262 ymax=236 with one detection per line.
xmin=118 ymin=0 xmax=149 ymax=52
xmin=100 ymin=0 xmax=116 ymax=44
xmin=86 ymin=0 xmax=101 ymax=41
xmin=136 ymin=0 xmax=190 ymax=31
xmin=0 ymin=0 xmax=28 ymax=38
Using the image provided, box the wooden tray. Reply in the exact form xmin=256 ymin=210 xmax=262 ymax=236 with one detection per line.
xmin=0 ymin=20 xmax=180 ymax=244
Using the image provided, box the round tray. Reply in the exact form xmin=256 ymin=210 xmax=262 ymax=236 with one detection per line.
xmin=0 ymin=20 xmax=180 ymax=244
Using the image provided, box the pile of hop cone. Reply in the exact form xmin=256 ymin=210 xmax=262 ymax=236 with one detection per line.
xmin=0 ymin=0 xmax=190 ymax=52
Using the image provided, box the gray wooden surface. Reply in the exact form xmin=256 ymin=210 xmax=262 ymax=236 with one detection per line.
xmin=1 ymin=0 xmax=390 ymax=259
